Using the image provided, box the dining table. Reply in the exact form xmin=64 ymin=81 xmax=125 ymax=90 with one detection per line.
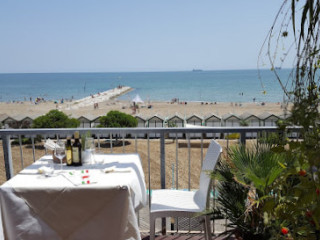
xmin=0 ymin=153 xmax=147 ymax=240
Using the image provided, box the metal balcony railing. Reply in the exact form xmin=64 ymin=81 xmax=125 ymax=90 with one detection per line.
xmin=0 ymin=126 xmax=301 ymax=234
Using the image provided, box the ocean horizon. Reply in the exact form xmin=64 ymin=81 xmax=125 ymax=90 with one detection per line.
xmin=0 ymin=69 xmax=290 ymax=103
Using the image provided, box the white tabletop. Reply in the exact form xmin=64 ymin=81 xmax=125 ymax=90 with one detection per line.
xmin=0 ymin=153 xmax=147 ymax=240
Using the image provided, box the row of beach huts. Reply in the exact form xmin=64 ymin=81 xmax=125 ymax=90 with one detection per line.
xmin=0 ymin=112 xmax=288 ymax=139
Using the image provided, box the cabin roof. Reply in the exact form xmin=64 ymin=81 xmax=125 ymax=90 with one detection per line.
xmin=240 ymin=112 xmax=260 ymax=120
xmin=204 ymin=113 xmax=221 ymax=121
xmin=186 ymin=114 xmax=203 ymax=122
xmin=258 ymin=112 xmax=280 ymax=120
xmin=167 ymin=114 xmax=184 ymax=122
xmin=222 ymin=113 xmax=241 ymax=121
xmin=135 ymin=115 xmax=147 ymax=122
xmin=147 ymin=115 xmax=164 ymax=121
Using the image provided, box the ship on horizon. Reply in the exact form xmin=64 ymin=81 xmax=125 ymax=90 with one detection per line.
xmin=192 ymin=69 xmax=203 ymax=72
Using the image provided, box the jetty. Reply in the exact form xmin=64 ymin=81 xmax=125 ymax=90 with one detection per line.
xmin=70 ymin=86 xmax=132 ymax=108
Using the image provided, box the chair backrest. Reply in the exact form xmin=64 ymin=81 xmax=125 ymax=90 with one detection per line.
xmin=194 ymin=139 xmax=222 ymax=210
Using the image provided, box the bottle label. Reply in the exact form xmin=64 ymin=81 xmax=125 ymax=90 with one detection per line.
xmin=66 ymin=149 xmax=72 ymax=165
xmin=72 ymin=148 xmax=79 ymax=163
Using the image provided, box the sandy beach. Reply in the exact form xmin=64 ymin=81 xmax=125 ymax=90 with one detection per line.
xmin=0 ymin=97 xmax=290 ymax=121
xmin=0 ymin=87 xmax=290 ymax=120
xmin=0 ymin=100 xmax=289 ymax=120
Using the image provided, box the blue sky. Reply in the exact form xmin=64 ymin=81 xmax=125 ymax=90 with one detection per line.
xmin=0 ymin=1 xmax=287 ymax=73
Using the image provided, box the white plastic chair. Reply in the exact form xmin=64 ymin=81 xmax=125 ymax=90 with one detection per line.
xmin=149 ymin=139 xmax=222 ymax=240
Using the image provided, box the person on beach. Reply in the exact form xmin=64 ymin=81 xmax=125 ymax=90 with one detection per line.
xmin=132 ymin=106 xmax=136 ymax=114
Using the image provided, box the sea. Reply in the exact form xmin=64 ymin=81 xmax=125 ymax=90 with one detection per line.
xmin=0 ymin=69 xmax=291 ymax=103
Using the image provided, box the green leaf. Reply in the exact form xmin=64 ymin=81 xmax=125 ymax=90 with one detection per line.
xmin=278 ymin=161 xmax=287 ymax=169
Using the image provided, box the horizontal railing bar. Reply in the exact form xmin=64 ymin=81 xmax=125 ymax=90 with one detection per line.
xmin=0 ymin=126 xmax=300 ymax=136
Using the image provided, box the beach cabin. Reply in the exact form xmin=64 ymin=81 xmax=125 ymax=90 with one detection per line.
xmin=240 ymin=112 xmax=261 ymax=138
xmin=222 ymin=113 xmax=241 ymax=138
xmin=279 ymin=113 xmax=299 ymax=138
xmin=223 ymin=113 xmax=241 ymax=127
xmin=135 ymin=115 xmax=147 ymax=138
xmin=90 ymin=116 xmax=101 ymax=128
xmin=147 ymin=115 xmax=164 ymax=138
xmin=204 ymin=114 xmax=221 ymax=139
xmin=186 ymin=114 xmax=203 ymax=138
xmin=12 ymin=115 xmax=30 ymax=128
xmin=167 ymin=115 xmax=184 ymax=138
xmin=2 ymin=116 xmax=19 ymax=129
xmin=19 ymin=116 xmax=33 ymax=128
xmin=258 ymin=112 xmax=281 ymax=141
xmin=259 ymin=112 xmax=280 ymax=127
xmin=0 ymin=114 xmax=8 ymax=128
xmin=77 ymin=116 xmax=91 ymax=128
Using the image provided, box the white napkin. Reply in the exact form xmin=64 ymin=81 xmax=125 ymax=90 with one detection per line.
xmin=62 ymin=170 xmax=98 ymax=186
xmin=38 ymin=166 xmax=54 ymax=175
xmin=103 ymin=166 xmax=131 ymax=173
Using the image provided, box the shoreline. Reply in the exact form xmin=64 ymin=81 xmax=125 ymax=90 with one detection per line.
xmin=0 ymin=86 xmax=293 ymax=122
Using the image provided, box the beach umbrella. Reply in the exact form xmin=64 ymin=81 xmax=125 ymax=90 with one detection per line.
xmin=132 ymin=94 xmax=144 ymax=104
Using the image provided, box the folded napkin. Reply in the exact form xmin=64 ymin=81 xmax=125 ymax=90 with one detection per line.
xmin=62 ymin=170 xmax=98 ymax=186
xmin=103 ymin=166 xmax=131 ymax=173
xmin=38 ymin=166 xmax=54 ymax=175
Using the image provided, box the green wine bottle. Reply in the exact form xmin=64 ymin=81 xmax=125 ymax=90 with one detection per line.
xmin=72 ymin=131 xmax=82 ymax=166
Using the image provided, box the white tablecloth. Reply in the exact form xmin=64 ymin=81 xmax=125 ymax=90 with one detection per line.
xmin=0 ymin=153 xmax=147 ymax=240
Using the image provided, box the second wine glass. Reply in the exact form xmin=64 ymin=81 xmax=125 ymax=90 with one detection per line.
xmin=54 ymin=140 xmax=66 ymax=172
xmin=85 ymin=137 xmax=95 ymax=164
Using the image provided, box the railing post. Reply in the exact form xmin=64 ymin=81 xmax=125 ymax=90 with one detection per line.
xmin=160 ymin=131 xmax=166 ymax=235
xmin=240 ymin=131 xmax=246 ymax=145
xmin=31 ymin=135 xmax=36 ymax=162
xmin=160 ymin=131 xmax=166 ymax=189
xmin=2 ymin=135 xmax=14 ymax=180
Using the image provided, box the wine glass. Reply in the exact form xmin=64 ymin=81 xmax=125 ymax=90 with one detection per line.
xmin=54 ymin=140 xmax=66 ymax=172
xmin=85 ymin=137 xmax=95 ymax=164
